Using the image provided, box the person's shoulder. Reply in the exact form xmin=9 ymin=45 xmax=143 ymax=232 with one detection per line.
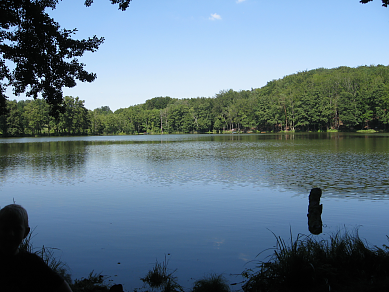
xmin=18 ymin=249 xmax=41 ymax=258
xmin=17 ymin=249 xmax=47 ymax=265
xmin=13 ymin=250 xmax=66 ymax=291
xmin=18 ymin=249 xmax=66 ymax=284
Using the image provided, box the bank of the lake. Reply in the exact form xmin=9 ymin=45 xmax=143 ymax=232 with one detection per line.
xmin=30 ymin=228 xmax=389 ymax=292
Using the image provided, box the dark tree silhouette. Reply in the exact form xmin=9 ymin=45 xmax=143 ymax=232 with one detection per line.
xmin=0 ymin=0 xmax=132 ymax=115
xmin=360 ymin=0 xmax=389 ymax=7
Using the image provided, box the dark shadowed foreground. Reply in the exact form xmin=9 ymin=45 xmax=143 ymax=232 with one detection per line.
xmin=242 ymin=230 xmax=389 ymax=292
xmin=21 ymin=229 xmax=389 ymax=292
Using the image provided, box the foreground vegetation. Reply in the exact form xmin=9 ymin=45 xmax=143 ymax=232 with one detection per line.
xmin=22 ymin=229 xmax=389 ymax=292
xmin=242 ymin=230 xmax=389 ymax=292
xmin=2 ymin=65 xmax=389 ymax=136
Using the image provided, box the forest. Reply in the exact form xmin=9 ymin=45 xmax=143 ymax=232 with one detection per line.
xmin=1 ymin=65 xmax=389 ymax=136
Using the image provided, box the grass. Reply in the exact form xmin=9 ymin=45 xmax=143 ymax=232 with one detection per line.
xmin=19 ymin=228 xmax=389 ymax=291
xmin=20 ymin=230 xmax=72 ymax=284
xmin=137 ymin=255 xmax=184 ymax=292
xmin=192 ymin=274 xmax=230 ymax=292
xmin=356 ymin=129 xmax=378 ymax=133
xmin=136 ymin=258 xmax=231 ymax=292
xmin=21 ymin=231 xmax=111 ymax=291
xmin=71 ymin=272 xmax=111 ymax=292
xmin=242 ymin=229 xmax=389 ymax=292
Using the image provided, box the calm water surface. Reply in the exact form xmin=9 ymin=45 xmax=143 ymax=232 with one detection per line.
xmin=0 ymin=133 xmax=388 ymax=290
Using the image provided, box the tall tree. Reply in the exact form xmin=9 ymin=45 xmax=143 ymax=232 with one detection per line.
xmin=0 ymin=0 xmax=132 ymax=115
xmin=338 ymin=92 xmax=360 ymax=128
xmin=360 ymin=0 xmax=389 ymax=6
xmin=6 ymin=100 xmax=26 ymax=136
xmin=24 ymin=99 xmax=49 ymax=135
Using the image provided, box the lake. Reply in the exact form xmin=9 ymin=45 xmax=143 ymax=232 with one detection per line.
xmin=0 ymin=133 xmax=388 ymax=290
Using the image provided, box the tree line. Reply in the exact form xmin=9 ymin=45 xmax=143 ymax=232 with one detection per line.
xmin=1 ymin=0 xmax=385 ymax=115
xmin=1 ymin=65 xmax=389 ymax=136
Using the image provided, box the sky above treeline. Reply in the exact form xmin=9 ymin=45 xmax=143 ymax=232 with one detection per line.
xmin=10 ymin=0 xmax=389 ymax=111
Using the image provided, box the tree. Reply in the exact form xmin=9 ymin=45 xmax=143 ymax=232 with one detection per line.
xmin=0 ymin=0 xmax=132 ymax=115
xmin=338 ymin=91 xmax=360 ymax=128
xmin=6 ymin=100 xmax=26 ymax=136
xmin=144 ymin=96 xmax=174 ymax=110
xmin=24 ymin=99 xmax=50 ymax=135
xmin=89 ymin=109 xmax=105 ymax=135
xmin=360 ymin=0 xmax=389 ymax=7
xmin=57 ymin=96 xmax=89 ymax=134
xmin=94 ymin=106 xmax=113 ymax=115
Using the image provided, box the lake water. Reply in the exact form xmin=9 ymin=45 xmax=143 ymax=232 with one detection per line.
xmin=0 ymin=133 xmax=388 ymax=290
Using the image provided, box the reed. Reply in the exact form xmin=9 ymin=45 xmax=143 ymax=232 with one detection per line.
xmin=191 ymin=274 xmax=230 ymax=292
xmin=242 ymin=229 xmax=389 ymax=292
xmin=138 ymin=256 xmax=183 ymax=292
xmin=20 ymin=231 xmax=110 ymax=291
xmin=20 ymin=230 xmax=72 ymax=284
xmin=20 ymin=228 xmax=389 ymax=291
xmin=71 ymin=272 xmax=111 ymax=292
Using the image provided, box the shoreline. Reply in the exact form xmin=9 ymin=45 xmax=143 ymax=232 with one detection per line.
xmin=24 ymin=229 xmax=389 ymax=292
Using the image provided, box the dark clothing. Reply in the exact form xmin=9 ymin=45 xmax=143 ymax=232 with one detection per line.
xmin=0 ymin=250 xmax=64 ymax=292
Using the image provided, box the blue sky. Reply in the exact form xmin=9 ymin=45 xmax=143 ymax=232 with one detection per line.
xmin=13 ymin=0 xmax=389 ymax=111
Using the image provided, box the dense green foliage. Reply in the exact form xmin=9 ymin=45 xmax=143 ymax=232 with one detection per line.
xmin=361 ymin=0 xmax=389 ymax=7
xmin=1 ymin=65 xmax=389 ymax=136
xmin=0 ymin=0 xmax=132 ymax=115
xmin=0 ymin=96 xmax=90 ymax=136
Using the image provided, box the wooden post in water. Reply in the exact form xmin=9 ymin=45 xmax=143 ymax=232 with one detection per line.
xmin=307 ymin=188 xmax=323 ymax=235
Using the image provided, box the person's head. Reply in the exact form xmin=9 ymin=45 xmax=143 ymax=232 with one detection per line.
xmin=0 ymin=204 xmax=30 ymax=256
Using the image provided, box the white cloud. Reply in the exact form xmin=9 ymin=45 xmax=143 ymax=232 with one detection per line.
xmin=236 ymin=0 xmax=246 ymax=2
xmin=209 ymin=13 xmax=222 ymax=21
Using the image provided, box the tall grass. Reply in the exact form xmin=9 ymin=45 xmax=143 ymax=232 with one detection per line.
xmin=20 ymin=230 xmax=72 ymax=283
xmin=137 ymin=255 xmax=184 ymax=292
xmin=21 ymin=228 xmax=389 ymax=291
xmin=20 ymin=230 xmax=112 ymax=291
xmin=242 ymin=230 xmax=389 ymax=292
xmin=137 ymin=257 xmax=231 ymax=292
xmin=71 ymin=272 xmax=111 ymax=292
xmin=192 ymin=274 xmax=230 ymax=292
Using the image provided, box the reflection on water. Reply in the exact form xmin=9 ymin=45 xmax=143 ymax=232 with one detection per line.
xmin=2 ymin=133 xmax=387 ymax=199
xmin=0 ymin=141 xmax=88 ymax=185
xmin=0 ymin=133 xmax=388 ymax=290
